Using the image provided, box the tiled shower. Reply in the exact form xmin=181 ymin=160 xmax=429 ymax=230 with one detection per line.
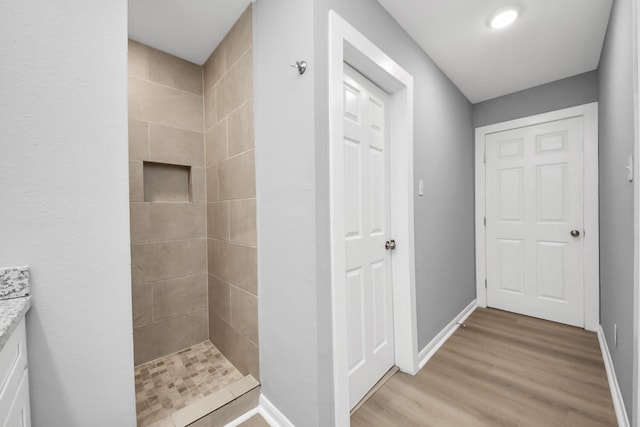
xmin=127 ymin=7 xmax=259 ymax=426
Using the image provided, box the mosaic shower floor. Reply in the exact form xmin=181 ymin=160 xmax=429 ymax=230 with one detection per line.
xmin=135 ymin=340 xmax=244 ymax=427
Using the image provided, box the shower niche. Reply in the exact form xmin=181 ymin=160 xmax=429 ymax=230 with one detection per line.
xmin=128 ymin=5 xmax=258 ymax=427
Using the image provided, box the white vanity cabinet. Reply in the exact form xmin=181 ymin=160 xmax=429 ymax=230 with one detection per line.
xmin=0 ymin=318 xmax=30 ymax=427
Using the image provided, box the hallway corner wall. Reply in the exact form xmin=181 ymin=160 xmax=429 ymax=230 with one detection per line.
xmin=599 ymin=0 xmax=636 ymax=419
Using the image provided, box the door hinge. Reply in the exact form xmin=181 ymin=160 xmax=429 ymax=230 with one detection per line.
xmin=485 ymin=278 xmax=487 ymax=289
xmin=484 ymin=150 xmax=486 ymax=164
xmin=484 ymin=217 xmax=486 ymax=227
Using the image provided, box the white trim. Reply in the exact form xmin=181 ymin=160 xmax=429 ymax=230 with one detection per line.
xmin=259 ymin=395 xmax=295 ymax=427
xmin=474 ymin=103 xmax=600 ymax=331
xmin=329 ymin=10 xmax=417 ymax=427
xmin=597 ymin=326 xmax=631 ymax=427
xmin=418 ymin=300 xmax=477 ymax=369
xmin=632 ymin=0 xmax=640 ymax=424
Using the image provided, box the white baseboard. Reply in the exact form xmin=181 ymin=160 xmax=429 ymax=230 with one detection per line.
xmin=258 ymin=394 xmax=295 ymax=427
xmin=596 ymin=325 xmax=630 ymax=427
xmin=418 ymin=299 xmax=477 ymax=370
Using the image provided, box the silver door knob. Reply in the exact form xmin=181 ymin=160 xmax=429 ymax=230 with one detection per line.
xmin=570 ymin=230 xmax=581 ymax=238
xmin=385 ymin=240 xmax=396 ymax=250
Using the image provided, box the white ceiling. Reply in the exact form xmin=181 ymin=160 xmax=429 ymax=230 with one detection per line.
xmin=129 ymin=0 xmax=613 ymax=102
xmin=128 ymin=0 xmax=251 ymax=65
xmin=377 ymin=0 xmax=613 ymax=103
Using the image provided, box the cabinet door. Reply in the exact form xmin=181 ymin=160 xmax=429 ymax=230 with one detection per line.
xmin=3 ymin=369 xmax=30 ymax=427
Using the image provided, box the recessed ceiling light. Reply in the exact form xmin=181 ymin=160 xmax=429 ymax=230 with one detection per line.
xmin=490 ymin=9 xmax=519 ymax=29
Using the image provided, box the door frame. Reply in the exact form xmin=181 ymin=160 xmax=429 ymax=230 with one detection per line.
xmin=329 ymin=10 xmax=417 ymax=427
xmin=474 ymin=103 xmax=600 ymax=332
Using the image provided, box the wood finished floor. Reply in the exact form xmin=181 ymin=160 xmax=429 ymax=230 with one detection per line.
xmin=351 ymin=308 xmax=617 ymax=427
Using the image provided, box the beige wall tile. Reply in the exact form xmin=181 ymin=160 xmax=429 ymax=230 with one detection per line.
xmin=225 ymin=6 xmax=252 ymax=68
xmin=208 ymin=274 xmax=230 ymax=324
xmin=131 ymin=238 xmax=207 ymax=284
xmin=218 ymin=150 xmax=255 ymax=200
xmin=129 ymin=161 xmax=144 ymax=202
xmin=216 ymin=50 xmax=253 ymax=120
xmin=129 ymin=119 xmax=149 ymax=161
xmin=149 ymin=123 xmax=204 ymax=167
xmin=230 ymin=286 xmax=258 ymax=345
xmin=206 ymin=120 xmax=227 ymax=167
xmin=132 ymin=284 xmax=152 ymax=327
xmin=148 ymin=48 xmax=202 ymax=95
xmin=227 ymin=101 xmax=253 ymax=157
xmin=209 ymin=314 xmax=259 ymax=379
xmin=229 ymin=199 xmax=256 ymax=246
xmin=128 ymin=40 xmax=149 ymax=79
xmin=204 ymin=87 xmax=217 ymax=131
xmin=207 ymin=202 xmax=229 ymax=240
xmin=153 ymin=273 xmax=208 ymax=320
xmin=143 ymin=162 xmax=190 ymax=202
xmin=133 ymin=309 xmax=207 ymax=365
xmin=206 ymin=165 xmax=218 ymax=202
xmin=208 ymin=240 xmax=257 ymax=295
xmin=130 ymin=202 xmax=150 ymax=243
xmin=131 ymin=202 xmax=206 ymax=243
xmin=203 ymin=43 xmax=226 ymax=94
xmin=129 ymin=77 xmax=204 ymax=133
xmin=191 ymin=167 xmax=206 ymax=203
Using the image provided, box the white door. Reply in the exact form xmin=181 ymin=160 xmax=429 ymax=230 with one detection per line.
xmin=342 ymin=63 xmax=395 ymax=409
xmin=485 ymin=117 xmax=585 ymax=327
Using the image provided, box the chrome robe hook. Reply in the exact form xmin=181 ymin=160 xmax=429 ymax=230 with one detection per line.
xmin=290 ymin=61 xmax=307 ymax=75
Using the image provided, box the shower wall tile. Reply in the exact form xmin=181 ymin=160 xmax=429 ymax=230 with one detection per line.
xmin=149 ymin=124 xmax=204 ymax=167
xmin=153 ymin=273 xmax=208 ymax=321
xmin=132 ymin=284 xmax=152 ymax=327
xmin=209 ymin=314 xmax=259 ymax=379
xmin=129 ymin=119 xmax=149 ymax=161
xmin=229 ymin=199 xmax=256 ymax=247
xmin=207 ymin=202 xmax=230 ymax=240
xmin=203 ymin=43 xmax=226 ymax=94
xmin=227 ymin=100 xmax=254 ymax=157
xmin=191 ymin=167 xmax=207 ymax=203
xmin=148 ymin=48 xmax=203 ymax=95
xmin=205 ymin=121 xmax=227 ymax=167
xmin=128 ymin=40 xmax=149 ymax=79
xmin=130 ymin=203 xmax=206 ymax=243
xmin=218 ymin=150 xmax=256 ymax=200
xmin=207 ymin=240 xmax=257 ymax=295
xmin=229 ymin=286 xmax=258 ymax=345
xmin=129 ymin=161 xmax=144 ymax=202
xmin=131 ymin=238 xmax=207 ymax=285
xmin=129 ymin=77 xmax=204 ymax=133
xmin=216 ymin=50 xmax=253 ymax=120
xmin=206 ymin=165 xmax=219 ymax=202
xmin=204 ymin=88 xmax=217 ymax=131
xmin=133 ymin=309 xmax=208 ymax=365
xmin=225 ymin=7 xmax=252 ymax=68
xmin=208 ymin=275 xmax=230 ymax=324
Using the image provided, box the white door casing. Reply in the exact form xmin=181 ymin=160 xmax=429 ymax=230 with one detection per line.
xmin=485 ymin=117 xmax=585 ymax=327
xmin=342 ymin=64 xmax=395 ymax=408
xmin=475 ymin=103 xmax=599 ymax=332
xmin=329 ymin=10 xmax=417 ymax=427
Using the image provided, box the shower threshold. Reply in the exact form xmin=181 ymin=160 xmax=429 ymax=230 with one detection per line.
xmin=135 ymin=340 xmax=258 ymax=427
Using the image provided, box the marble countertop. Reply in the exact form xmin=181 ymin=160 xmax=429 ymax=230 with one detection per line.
xmin=0 ymin=296 xmax=31 ymax=352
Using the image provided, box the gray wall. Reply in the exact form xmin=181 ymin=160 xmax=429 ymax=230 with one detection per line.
xmin=598 ymin=0 xmax=635 ymax=419
xmin=255 ymin=0 xmax=476 ymax=425
xmin=473 ymin=71 xmax=599 ymax=128
xmin=0 ymin=0 xmax=136 ymax=425
xmin=253 ymin=0 xmax=322 ymax=426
